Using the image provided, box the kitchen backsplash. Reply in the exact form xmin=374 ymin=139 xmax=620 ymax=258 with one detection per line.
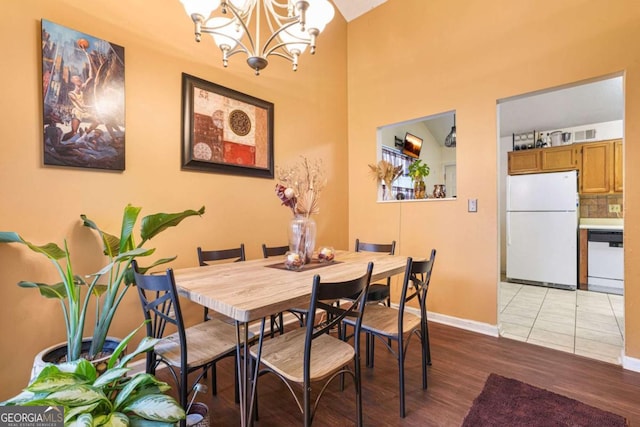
xmin=580 ymin=194 xmax=623 ymax=218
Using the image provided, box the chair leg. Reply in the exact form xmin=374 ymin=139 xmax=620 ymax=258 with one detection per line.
xmin=210 ymin=364 xmax=217 ymax=395
xmin=425 ymin=320 xmax=432 ymax=366
xmin=365 ymin=333 xmax=371 ymax=367
xmin=278 ymin=312 xmax=284 ymax=335
xmin=398 ymin=337 xmax=406 ymax=418
xmin=355 ymin=355 xmax=363 ymax=427
xmin=369 ymin=334 xmax=375 ymax=368
xmin=303 ymin=380 xmax=312 ymax=427
xmin=180 ymin=367 xmax=189 ymax=427
xmin=269 ymin=314 xmax=276 ymax=338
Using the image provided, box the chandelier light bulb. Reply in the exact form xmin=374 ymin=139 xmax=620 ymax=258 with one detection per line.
xmin=182 ymin=0 xmax=334 ymax=74
xmin=305 ymin=0 xmax=334 ymax=33
xmin=180 ymin=0 xmax=221 ymax=19
xmin=207 ymin=16 xmax=244 ymax=49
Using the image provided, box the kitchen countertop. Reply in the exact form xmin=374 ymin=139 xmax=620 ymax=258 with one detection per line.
xmin=579 ymin=218 xmax=624 ymax=230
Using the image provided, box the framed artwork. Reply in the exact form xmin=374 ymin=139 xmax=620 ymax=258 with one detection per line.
xmin=181 ymin=73 xmax=274 ymax=178
xmin=41 ymin=19 xmax=125 ymax=170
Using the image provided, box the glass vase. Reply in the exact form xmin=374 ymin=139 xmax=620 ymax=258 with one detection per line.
xmin=288 ymin=215 xmax=317 ymax=264
xmin=414 ymin=179 xmax=426 ymax=199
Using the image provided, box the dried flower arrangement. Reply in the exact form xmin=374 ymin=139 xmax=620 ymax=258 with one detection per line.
xmin=368 ymin=160 xmax=403 ymax=199
xmin=275 ymin=157 xmax=327 ymax=218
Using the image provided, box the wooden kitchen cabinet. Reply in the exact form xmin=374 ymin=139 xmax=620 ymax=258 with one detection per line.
xmin=541 ymin=145 xmax=580 ymax=171
xmin=614 ymin=139 xmax=623 ymax=192
xmin=580 ymin=139 xmax=622 ymax=194
xmin=579 ymin=229 xmax=588 ymax=290
xmin=508 ymin=150 xmax=541 ymax=175
xmin=508 ymin=145 xmax=579 ymax=175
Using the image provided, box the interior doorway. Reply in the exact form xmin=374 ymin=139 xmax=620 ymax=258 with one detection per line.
xmin=496 ymin=75 xmax=624 ymax=365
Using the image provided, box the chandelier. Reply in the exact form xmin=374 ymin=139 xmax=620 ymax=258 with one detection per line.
xmin=180 ymin=0 xmax=335 ymax=75
xmin=445 ymin=113 xmax=456 ymax=147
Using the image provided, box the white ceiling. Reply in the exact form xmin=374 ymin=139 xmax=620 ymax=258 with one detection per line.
xmin=498 ymin=77 xmax=624 ymax=137
xmin=332 ymin=0 xmax=387 ymax=22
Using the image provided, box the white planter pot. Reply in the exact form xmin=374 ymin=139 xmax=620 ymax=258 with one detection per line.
xmin=31 ymin=337 xmax=122 ymax=381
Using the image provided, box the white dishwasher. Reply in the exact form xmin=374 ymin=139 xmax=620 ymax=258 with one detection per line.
xmin=587 ymin=229 xmax=624 ymax=295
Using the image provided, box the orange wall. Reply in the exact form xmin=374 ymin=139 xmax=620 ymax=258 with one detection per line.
xmin=347 ymin=0 xmax=640 ymax=356
xmin=0 ymin=0 xmax=347 ymax=399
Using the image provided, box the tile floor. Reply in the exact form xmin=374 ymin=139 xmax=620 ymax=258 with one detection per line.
xmin=499 ymin=281 xmax=624 ymax=364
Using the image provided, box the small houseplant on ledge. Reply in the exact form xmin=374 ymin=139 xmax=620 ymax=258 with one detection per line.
xmin=408 ymin=159 xmax=430 ymax=199
xmin=1 ymin=323 xmax=186 ymax=427
xmin=0 ymin=204 xmax=204 ymax=372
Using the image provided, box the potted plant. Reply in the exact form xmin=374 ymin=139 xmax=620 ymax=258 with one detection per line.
xmin=0 ymin=204 xmax=205 ymax=369
xmin=1 ymin=324 xmax=186 ymax=427
xmin=408 ymin=159 xmax=430 ymax=199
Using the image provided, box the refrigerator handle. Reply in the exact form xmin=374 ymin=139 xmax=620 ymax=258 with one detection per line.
xmin=506 ymin=212 xmax=511 ymax=246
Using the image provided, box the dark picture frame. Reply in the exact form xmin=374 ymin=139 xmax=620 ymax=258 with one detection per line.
xmin=181 ymin=73 xmax=274 ymax=178
xmin=42 ymin=19 xmax=125 ymax=171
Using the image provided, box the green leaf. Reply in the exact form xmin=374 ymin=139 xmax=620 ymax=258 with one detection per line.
xmin=27 ymin=369 xmax=87 ymax=393
xmin=93 ymin=368 xmax=130 ymax=388
xmin=116 ymin=336 xmax=159 ymax=369
xmin=113 ymin=373 xmax=171 ymax=410
xmin=108 ymin=322 xmax=151 ymax=369
xmin=120 ymin=205 xmax=142 ymax=253
xmin=81 ymin=213 xmax=125 ymax=258
xmin=124 ymin=394 xmax=185 ymax=422
xmin=0 ymin=232 xmax=67 ymax=259
xmin=54 ymin=359 xmax=96 ymax=382
xmin=47 ymin=385 xmax=108 ymax=407
xmin=65 ymin=406 xmax=98 ymax=425
xmin=140 ymin=207 xmax=205 ymax=241
xmin=0 ymin=390 xmax=37 ymax=406
xmin=125 ymin=256 xmax=177 ymax=286
xmin=18 ymin=281 xmax=68 ymax=299
xmin=97 ymin=412 xmax=129 ymax=427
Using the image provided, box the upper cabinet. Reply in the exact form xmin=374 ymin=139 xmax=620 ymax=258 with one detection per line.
xmin=508 ymin=139 xmax=623 ymax=194
xmin=508 ymin=145 xmax=579 ymax=175
xmin=580 ymin=139 xmax=622 ymax=194
xmin=614 ymin=140 xmax=623 ymax=193
xmin=508 ymin=150 xmax=540 ymax=175
xmin=541 ymin=145 xmax=580 ymax=172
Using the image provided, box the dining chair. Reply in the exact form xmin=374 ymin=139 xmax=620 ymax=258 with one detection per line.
xmin=261 ymin=243 xmax=290 ymax=336
xmin=250 ymin=262 xmax=373 ymax=427
xmin=196 ymin=244 xmax=245 ymax=397
xmin=355 ymin=238 xmax=396 ymax=306
xmin=132 ymin=260 xmax=240 ymax=426
xmin=343 ymin=250 xmax=436 ymax=418
xmin=197 ymin=244 xmax=246 ymax=322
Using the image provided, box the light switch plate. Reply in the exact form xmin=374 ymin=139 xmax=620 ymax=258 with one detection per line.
xmin=468 ymin=199 xmax=478 ymax=213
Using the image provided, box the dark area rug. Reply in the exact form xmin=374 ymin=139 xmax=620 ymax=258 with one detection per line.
xmin=462 ymin=373 xmax=628 ymax=427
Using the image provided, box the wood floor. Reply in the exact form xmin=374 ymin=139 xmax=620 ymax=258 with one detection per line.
xmin=160 ymin=322 xmax=640 ymax=426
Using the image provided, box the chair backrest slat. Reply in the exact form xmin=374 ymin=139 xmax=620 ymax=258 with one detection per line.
xmin=198 ymin=244 xmax=246 ymax=265
xmin=398 ymin=249 xmax=436 ymax=325
xmin=304 ymin=262 xmax=373 ymax=361
xmin=132 ymin=260 xmax=187 ymax=367
xmin=355 ymin=239 xmax=396 ymax=255
xmin=262 ymin=244 xmax=289 ymax=258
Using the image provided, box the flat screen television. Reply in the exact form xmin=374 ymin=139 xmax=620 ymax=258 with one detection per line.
xmin=403 ymin=132 xmax=423 ymax=158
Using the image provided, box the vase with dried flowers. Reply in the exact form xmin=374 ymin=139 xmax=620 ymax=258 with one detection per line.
xmin=368 ymin=160 xmax=403 ymax=200
xmin=275 ymin=157 xmax=326 ymax=264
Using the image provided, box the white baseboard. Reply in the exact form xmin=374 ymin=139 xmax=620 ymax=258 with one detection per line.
xmin=622 ymin=354 xmax=640 ymax=372
xmin=394 ymin=304 xmax=499 ymax=337
xmin=399 ymin=305 xmax=640 ymax=373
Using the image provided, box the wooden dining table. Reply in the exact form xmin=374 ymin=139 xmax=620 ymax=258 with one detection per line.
xmin=173 ymin=250 xmax=408 ymax=426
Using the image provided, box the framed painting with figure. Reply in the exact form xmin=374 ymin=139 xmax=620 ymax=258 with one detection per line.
xmin=41 ymin=19 xmax=125 ymax=170
xmin=181 ymin=73 xmax=274 ymax=178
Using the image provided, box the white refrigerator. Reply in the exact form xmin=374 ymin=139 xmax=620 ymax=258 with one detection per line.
xmin=506 ymin=171 xmax=578 ymax=290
